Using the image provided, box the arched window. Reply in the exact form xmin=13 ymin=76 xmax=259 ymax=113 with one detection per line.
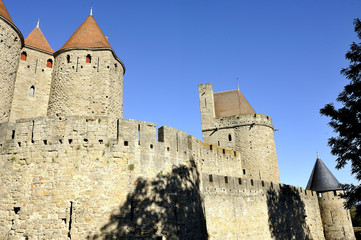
xmin=228 ymin=134 xmax=232 ymax=141
xmin=30 ymin=86 xmax=35 ymax=96
xmin=66 ymin=55 xmax=70 ymax=64
xmin=46 ymin=59 xmax=53 ymax=68
xmin=20 ymin=52 xmax=27 ymax=61
xmin=86 ymin=54 xmax=91 ymax=63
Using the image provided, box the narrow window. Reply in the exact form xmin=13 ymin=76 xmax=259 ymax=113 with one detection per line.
xmin=262 ymin=181 xmax=265 ymax=187
xmin=20 ymin=52 xmax=27 ymax=61
xmin=251 ymin=179 xmax=254 ymax=186
xmin=30 ymin=86 xmax=35 ymax=96
xmin=224 ymin=176 xmax=228 ymax=184
xmin=204 ymin=98 xmax=207 ymax=107
xmin=66 ymin=55 xmax=70 ymax=63
xmin=222 ymin=149 xmax=225 ymax=154
xmin=138 ymin=124 xmax=141 ymax=145
xmin=210 ymin=145 xmax=213 ymax=151
xmin=333 ymin=190 xmax=337 ymax=196
xmin=124 ymin=141 xmax=128 ymax=146
xmin=209 ymin=174 xmax=213 ymax=182
xmin=228 ymin=134 xmax=232 ymax=141
xmin=86 ymin=54 xmax=92 ymax=63
xmin=238 ymin=178 xmax=242 ymax=185
xmin=243 ymin=169 xmax=246 ymax=175
xmin=46 ymin=59 xmax=53 ymax=68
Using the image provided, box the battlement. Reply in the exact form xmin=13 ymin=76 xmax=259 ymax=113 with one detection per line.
xmin=0 ymin=116 xmax=243 ymax=177
xmin=198 ymin=83 xmax=213 ymax=90
xmin=318 ymin=190 xmax=344 ymax=200
xmin=202 ymin=173 xmax=317 ymax=199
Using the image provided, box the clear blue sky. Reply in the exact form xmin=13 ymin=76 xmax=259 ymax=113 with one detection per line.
xmin=5 ymin=0 xmax=360 ymax=188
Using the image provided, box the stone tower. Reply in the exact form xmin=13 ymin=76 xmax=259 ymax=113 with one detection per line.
xmin=9 ymin=21 xmax=54 ymax=122
xmin=47 ymin=12 xmax=125 ymax=134
xmin=306 ymin=157 xmax=356 ymax=240
xmin=198 ymin=83 xmax=280 ymax=182
xmin=0 ymin=0 xmax=23 ymax=123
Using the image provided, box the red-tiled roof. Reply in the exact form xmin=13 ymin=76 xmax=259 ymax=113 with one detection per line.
xmin=0 ymin=0 xmax=13 ymax=24
xmin=214 ymin=90 xmax=255 ymax=118
xmin=25 ymin=27 xmax=54 ymax=53
xmin=59 ymin=15 xmax=111 ymax=51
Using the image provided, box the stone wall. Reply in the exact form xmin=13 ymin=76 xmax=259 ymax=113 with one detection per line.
xmin=47 ymin=49 xmax=124 ymax=136
xmin=0 ymin=116 xmax=326 ymax=239
xmin=202 ymin=174 xmax=325 ymax=239
xmin=318 ymin=191 xmax=356 ymax=240
xmin=9 ymin=47 xmax=53 ymax=122
xmin=0 ymin=17 xmax=23 ymax=124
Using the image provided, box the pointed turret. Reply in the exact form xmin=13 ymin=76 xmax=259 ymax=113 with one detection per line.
xmin=0 ymin=0 xmax=13 ymax=24
xmin=58 ymin=15 xmax=111 ymax=51
xmin=306 ymin=157 xmax=342 ymax=192
xmin=307 ymin=157 xmax=356 ymax=239
xmin=25 ymin=21 xmax=54 ymax=54
xmin=48 ymin=11 xmax=125 ymax=138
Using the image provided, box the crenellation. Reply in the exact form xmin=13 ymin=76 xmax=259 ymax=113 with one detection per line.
xmin=0 ymin=4 xmax=356 ymax=239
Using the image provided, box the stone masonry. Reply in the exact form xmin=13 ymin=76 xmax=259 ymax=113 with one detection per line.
xmin=0 ymin=1 xmax=356 ymax=239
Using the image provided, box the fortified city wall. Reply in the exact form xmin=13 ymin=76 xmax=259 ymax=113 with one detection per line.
xmin=0 ymin=116 xmax=325 ymax=239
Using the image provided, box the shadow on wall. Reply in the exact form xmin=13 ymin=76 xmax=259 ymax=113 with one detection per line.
xmin=267 ymin=185 xmax=311 ymax=240
xmin=88 ymin=160 xmax=208 ymax=240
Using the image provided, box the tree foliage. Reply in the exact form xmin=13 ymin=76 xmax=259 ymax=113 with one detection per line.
xmin=320 ymin=19 xmax=361 ymax=210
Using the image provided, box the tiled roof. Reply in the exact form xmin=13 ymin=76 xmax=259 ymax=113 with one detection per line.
xmin=214 ymin=90 xmax=256 ymax=118
xmin=25 ymin=26 xmax=54 ymax=53
xmin=59 ymin=15 xmax=111 ymax=51
xmin=306 ymin=157 xmax=342 ymax=192
xmin=0 ymin=0 xmax=13 ymax=24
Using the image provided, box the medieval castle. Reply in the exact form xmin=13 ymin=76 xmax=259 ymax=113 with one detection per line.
xmin=0 ymin=1 xmax=356 ymax=239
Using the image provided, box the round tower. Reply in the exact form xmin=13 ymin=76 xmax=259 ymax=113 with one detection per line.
xmin=47 ymin=12 xmax=125 ymax=134
xmin=306 ymin=157 xmax=356 ymax=240
xmin=198 ymin=83 xmax=280 ymax=182
xmin=9 ymin=21 xmax=54 ymax=122
xmin=0 ymin=0 xmax=24 ymax=123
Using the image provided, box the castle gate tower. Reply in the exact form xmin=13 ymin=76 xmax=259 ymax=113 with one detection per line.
xmin=306 ymin=157 xmax=356 ymax=240
xmin=47 ymin=12 xmax=125 ymax=134
xmin=198 ymin=83 xmax=280 ymax=182
xmin=9 ymin=21 xmax=54 ymax=122
xmin=0 ymin=0 xmax=24 ymax=123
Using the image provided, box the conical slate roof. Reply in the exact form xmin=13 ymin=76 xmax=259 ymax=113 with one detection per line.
xmin=306 ymin=157 xmax=342 ymax=192
xmin=25 ymin=25 xmax=54 ymax=53
xmin=58 ymin=15 xmax=111 ymax=51
xmin=0 ymin=0 xmax=13 ymax=24
xmin=214 ymin=90 xmax=256 ymax=118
